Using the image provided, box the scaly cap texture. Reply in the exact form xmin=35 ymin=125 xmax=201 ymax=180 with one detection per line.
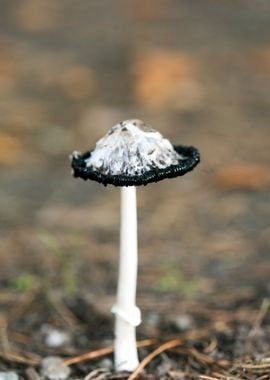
xmin=71 ymin=119 xmax=200 ymax=186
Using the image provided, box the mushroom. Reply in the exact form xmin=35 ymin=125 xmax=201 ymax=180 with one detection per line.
xmin=70 ymin=119 xmax=200 ymax=371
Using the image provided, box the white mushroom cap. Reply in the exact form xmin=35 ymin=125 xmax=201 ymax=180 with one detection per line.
xmin=85 ymin=119 xmax=182 ymax=176
xmin=71 ymin=119 xmax=200 ymax=186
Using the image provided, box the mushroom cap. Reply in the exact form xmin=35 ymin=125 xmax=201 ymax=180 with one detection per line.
xmin=71 ymin=119 xmax=200 ymax=187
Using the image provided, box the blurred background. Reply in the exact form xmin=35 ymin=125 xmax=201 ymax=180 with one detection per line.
xmin=0 ymin=0 xmax=270 ymax=320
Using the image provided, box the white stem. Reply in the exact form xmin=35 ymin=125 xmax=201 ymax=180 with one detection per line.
xmin=112 ymin=186 xmax=141 ymax=371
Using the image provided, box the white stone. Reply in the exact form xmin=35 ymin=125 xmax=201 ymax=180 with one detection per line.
xmin=0 ymin=372 xmax=19 ymax=380
xmin=41 ymin=357 xmax=71 ymax=380
xmin=42 ymin=325 xmax=70 ymax=348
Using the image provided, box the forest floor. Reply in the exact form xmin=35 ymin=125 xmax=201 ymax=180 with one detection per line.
xmin=0 ymin=1 xmax=270 ymax=379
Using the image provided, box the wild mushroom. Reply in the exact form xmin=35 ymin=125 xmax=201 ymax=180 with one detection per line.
xmin=70 ymin=119 xmax=200 ymax=371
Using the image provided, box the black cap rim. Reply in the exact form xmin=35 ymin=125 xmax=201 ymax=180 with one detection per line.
xmin=71 ymin=145 xmax=200 ymax=187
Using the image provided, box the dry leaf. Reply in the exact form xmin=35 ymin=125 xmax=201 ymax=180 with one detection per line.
xmin=132 ymin=49 xmax=203 ymax=109
xmin=213 ymin=164 xmax=270 ymax=190
xmin=249 ymin=46 xmax=270 ymax=75
xmin=0 ymin=44 xmax=16 ymax=94
xmin=124 ymin=0 xmax=167 ymax=21
xmin=0 ymin=132 xmax=23 ymax=165
xmin=15 ymin=0 xmax=61 ymax=32
xmin=0 ymin=99 xmax=48 ymax=130
xmin=59 ymin=65 xmax=95 ymax=100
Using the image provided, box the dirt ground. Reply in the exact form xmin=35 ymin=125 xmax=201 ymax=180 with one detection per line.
xmin=0 ymin=1 xmax=270 ymax=379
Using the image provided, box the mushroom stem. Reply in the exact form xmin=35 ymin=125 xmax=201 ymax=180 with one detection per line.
xmin=112 ymin=186 xmax=141 ymax=371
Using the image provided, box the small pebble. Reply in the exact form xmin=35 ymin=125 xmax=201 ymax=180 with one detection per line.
xmin=41 ymin=325 xmax=70 ymax=348
xmin=171 ymin=314 xmax=193 ymax=331
xmin=146 ymin=312 xmax=160 ymax=327
xmin=98 ymin=357 xmax=113 ymax=370
xmin=46 ymin=329 xmax=70 ymax=348
xmin=41 ymin=357 xmax=71 ymax=380
xmin=0 ymin=373 xmax=19 ymax=380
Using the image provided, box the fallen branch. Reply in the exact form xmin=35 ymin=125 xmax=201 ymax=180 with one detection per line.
xmin=127 ymin=338 xmax=182 ymax=380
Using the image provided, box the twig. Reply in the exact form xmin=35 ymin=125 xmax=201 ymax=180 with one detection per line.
xmin=127 ymin=338 xmax=182 ymax=380
xmin=25 ymin=367 xmax=42 ymax=380
xmin=203 ymin=336 xmax=218 ymax=354
xmin=7 ymin=284 xmax=40 ymax=323
xmin=0 ymin=313 xmax=41 ymax=367
xmin=236 ymin=362 xmax=270 ymax=370
xmin=187 ymin=347 xmax=215 ymax=365
xmin=48 ymin=294 xmax=79 ymax=329
xmin=211 ymin=371 xmax=245 ymax=380
xmin=8 ymin=331 xmax=32 ymax=345
xmin=84 ymin=368 xmax=109 ymax=380
xmin=64 ymin=338 xmax=157 ymax=366
xmin=256 ymin=375 xmax=270 ymax=380
xmin=64 ymin=346 xmax=113 ymax=366
xmin=249 ymin=298 xmax=270 ymax=337
xmin=0 ymin=350 xmax=40 ymax=366
xmin=0 ymin=314 xmax=10 ymax=353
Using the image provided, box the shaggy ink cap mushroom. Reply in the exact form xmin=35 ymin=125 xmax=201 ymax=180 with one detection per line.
xmin=70 ymin=119 xmax=200 ymax=372
xmin=71 ymin=119 xmax=200 ymax=186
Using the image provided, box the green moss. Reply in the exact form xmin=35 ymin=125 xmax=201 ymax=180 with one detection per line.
xmin=38 ymin=230 xmax=78 ymax=295
xmin=154 ymin=267 xmax=202 ymax=297
xmin=10 ymin=273 xmax=37 ymax=292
